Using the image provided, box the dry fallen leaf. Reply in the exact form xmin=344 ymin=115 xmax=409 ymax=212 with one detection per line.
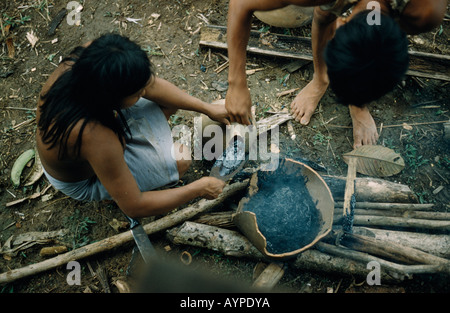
xmin=343 ymin=145 xmax=405 ymax=177
xmin=6 ymin=37 xmax=15 ymax=58
xmin=402 ymin=123 xmax=413 ymax=131
xmin=26 ymin=30 xmax=39 ymax=48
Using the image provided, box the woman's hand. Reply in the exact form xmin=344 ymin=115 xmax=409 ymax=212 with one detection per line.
xmin=204 ymin=102 xmax=231 ymax=126
xmin=197 ymin=176 xmax=226 ymax=200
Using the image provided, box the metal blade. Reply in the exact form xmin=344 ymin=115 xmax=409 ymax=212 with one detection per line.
xmin=210 ymin=135 xmax=247 ymax=181
xmin=126 ymin=216 xmax=157 ymax=264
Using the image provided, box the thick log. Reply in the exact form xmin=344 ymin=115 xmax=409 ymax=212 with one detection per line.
xmin=315 ymin=242 xmax=441 ymax=281
xmin=293 ymin=247 xmax=395 ymax=282
xmin=195 ymin=211 xmax=450 ymax=258
xmin=0 ymin=181 xmax=249 ymax=285
xmin=339 ymin=233 xmax=450 ymax=272
xmin=353 ymin=227 xmax=450 ymax=259
xmin=166 ymin=222 xmax=443 ymax=282
xmin=322 ymin=176 xmax=417 ymax=203
xmin=166 ymin=221 xmax=265 ymax=259
xmin=166 ymin=222 xmax=383 ymax=280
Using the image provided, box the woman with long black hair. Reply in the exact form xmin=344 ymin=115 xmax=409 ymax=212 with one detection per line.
xmin=37 ymin=33 xmax=228 ymax=219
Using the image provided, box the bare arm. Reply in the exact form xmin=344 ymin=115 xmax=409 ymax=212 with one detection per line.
xmin=310 ymin=6 xmax=337 ymax=83
xmin=81 ymin=123 xmax=224 ymax=218
xmin=226 ymin=0 xmax=333 ymax=125
xmin=143 ymin=76 xmax=229 ymax=124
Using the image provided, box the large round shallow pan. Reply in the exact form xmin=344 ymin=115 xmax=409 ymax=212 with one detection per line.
xmin=233 ymin=158 xmax=334 ymax=260
xmin=254 ymin=6 xmax=313 ymax=28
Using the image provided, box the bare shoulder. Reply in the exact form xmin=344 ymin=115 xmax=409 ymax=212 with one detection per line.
xmin=39 ymin=62 xmax=73 ymax=101
xmin=77 ymin=120 xmax=123 ymax=159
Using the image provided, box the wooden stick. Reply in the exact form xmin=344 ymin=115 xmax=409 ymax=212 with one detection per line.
xmin=200 ymin=25 xmax=450 ymax=82
xmin=334 ymin=208 xmax=450 ymax=221
xmin=353 ymin=227 xmax=450 ymax=259
xmin=315 ymin=242 xmax=441 ymax=280
xmin=351 ymin=215 xmax=450 ymax=232
xmin=342 ymin=158 xmax=357 ymax=232
xmin=193 ymin=211 xmax=236 ymax=228
xmin=294 ymin=246 xmax=395 ymax=282
xmin=166 ymin=221 xmax=442 ymax=281
xmin=167 ymin=221 xmax=264 ymax=259
xmin=339 ymin=233 xmax=450 ymax=272
xmin=252 ymin=262 xmax=285 ymax=290
xmin=334 ymin=202 xmax=435 ymax=211
xmin=323 ymin=175 xmax=418 ymax=203
xmin=0 ymin=180 xmax=249 ymax=285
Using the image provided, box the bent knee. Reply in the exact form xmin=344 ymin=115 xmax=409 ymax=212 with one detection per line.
xmin=173 ymin=142 xmax=192 ymax=177
xmin=405 ymin=0 xmax=446 ymax=33
xmin=177 ymin=158 xmax=192 ymax=178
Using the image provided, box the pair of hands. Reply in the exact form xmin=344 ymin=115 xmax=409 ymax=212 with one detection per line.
xmin=197 ymin=93 xmax=251 ymax=200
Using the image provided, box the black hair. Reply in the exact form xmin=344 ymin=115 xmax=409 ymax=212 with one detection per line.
xmin=39 ymin=33 xmax=153 ymax=159
xmin=324 ymin=10 xmax=409 ymax=106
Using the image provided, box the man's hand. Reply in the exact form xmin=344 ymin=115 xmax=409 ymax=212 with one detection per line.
xmin=225 ymin=83 xmax=253 ymax=125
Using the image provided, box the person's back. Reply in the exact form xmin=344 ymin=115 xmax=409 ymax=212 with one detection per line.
xmin=37 ymin=34 xmax=150 ymax=183
xmin=36 ymin=33 xmax=226 ymax=218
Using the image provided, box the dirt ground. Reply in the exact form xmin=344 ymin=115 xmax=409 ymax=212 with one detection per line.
xmin=0 ymin=0 xmax=449 ymax=294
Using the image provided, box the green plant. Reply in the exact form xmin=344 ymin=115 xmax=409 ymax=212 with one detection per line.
xmin=404 ymin=144 xmax=429 ymax=173
xmin=65 ymin=210 xmax=97 ymax=249
xmin=142 ymin=45 xmax=163 ymax=56
xmin=1 ymin=284 xmax=13 ymax=293
xmin=2 ymin=13 xmax=31 ymax=28
xmin=313 ymin=132 xmax=332 ymax=146
xmin=258 ymin=25 xmax=270 ymax=33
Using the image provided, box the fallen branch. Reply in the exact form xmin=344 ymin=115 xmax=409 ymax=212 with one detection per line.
xmin=315 ymin=242 xmax=441 ymax=281
xmin=323 ymin=176 xmax=417 ymax=203
xmin=6 ymin=184 xmax=52 ymax=207
xmin=353 ymin=227 xmax=450 ymax=259
xmin=192 ymin=211 xmax=236 ymax=228
xmin=0 ymin=180 xmax=249 ymax=285
xmin=334 ymin=208 xmax=450 ymax=221
xmin=166 ymin=221 xmax=264 ymax=259
xmin=339 ymin=233 xmax=450 ymax=273
xmin=166 ymin=221 xmax=440 ymax=281
xmin=334 ymin=202 xmax=434 ymax=211
xmin=200 ymin=25 xmax=450 ymax=81
xmin=252 ymin=262 xmax=285 ymax=290
xmin=293 ymin=246 xmax=395 ymax=282
xmin=350 ymin=215 xmax=450 ymax=232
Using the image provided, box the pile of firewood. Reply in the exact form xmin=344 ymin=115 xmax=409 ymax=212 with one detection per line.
xmin=1 ymin=175 xmax=448 ymax=290
xmin=168 ymin=175 xmax=450 ymax=287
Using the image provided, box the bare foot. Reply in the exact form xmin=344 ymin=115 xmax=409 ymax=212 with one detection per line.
xmin=349 ymin=105 xmax=379 ymax=149
xmin=290 ymin=77 xmax=329 ymax=125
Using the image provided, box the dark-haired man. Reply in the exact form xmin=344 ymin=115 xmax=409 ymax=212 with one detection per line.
xmin=225 ymin=0 xmax=446 ymax=148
